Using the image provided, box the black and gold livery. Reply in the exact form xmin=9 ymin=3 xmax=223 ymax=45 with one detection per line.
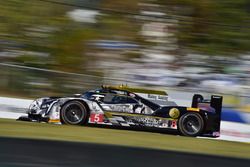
xmin=18 ymin=85 xmax=223 ymax=137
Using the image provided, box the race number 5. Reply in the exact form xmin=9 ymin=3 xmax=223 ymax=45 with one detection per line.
xmin=90 ymin=114 xmax=104 ymax=123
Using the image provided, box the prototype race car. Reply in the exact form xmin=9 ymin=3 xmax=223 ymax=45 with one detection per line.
xmin=18 ymin=85 xmax=223 ymax=137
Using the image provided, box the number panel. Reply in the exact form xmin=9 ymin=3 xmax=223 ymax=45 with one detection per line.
xmin=90 ymin=114 xmax=104 ymax=123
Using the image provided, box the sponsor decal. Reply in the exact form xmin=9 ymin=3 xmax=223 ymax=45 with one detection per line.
xmin=148 ymin=94 xmax=168 ymax=101
xmin=158 ymin=95 xmax=168 ymax=101
xmin=104 ymin=112 xmax=178 ymax=129
xmin=148 ymin=94 xmax=157 ymax=100
xmin=109 ymin=105 xmax=133 ymax=113
xmin=169 ymin=108 xmax=180 ymax=119
xmin=128 ymin=116 xmax=171 ymax=128
xmin=171 ymin=120 xmax=176 ymax=128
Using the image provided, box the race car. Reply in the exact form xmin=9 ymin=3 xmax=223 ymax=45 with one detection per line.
xmin=18 ymin=85 xmax=223 ymax=137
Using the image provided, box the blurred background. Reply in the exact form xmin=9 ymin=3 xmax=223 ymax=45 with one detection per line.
xmin=0 ymin=0 xmax=250 ymax=119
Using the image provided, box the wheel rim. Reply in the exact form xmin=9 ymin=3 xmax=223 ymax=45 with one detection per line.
xmin=63 ymin=104 xmax=84 ymax=124
xmin=182 ymin=114 xmax=202 ymax=135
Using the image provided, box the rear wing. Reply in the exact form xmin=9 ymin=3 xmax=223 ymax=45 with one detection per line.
xmin=192 ymin=94 xmax=223 ymax=116
xmin=192 ymin=94 xmax=223 ymax=135
xmin=192 ymin=94 xmax=223 ymax=137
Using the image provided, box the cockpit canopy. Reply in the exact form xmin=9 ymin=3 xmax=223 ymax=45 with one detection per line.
xmin=82 ymin=85 xmax=176 ymax=107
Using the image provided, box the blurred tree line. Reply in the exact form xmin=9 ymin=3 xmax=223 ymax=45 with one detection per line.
xmin=161 ymin=0 xmax=250 ymax=55
xmin=1 ymin=0 xmax=250 ymax=70
xmin=0 ymin=0 xmax=250 ymax=97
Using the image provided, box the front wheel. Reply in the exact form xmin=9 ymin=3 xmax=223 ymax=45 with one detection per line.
xmin=178 ymin=112 xmax=204 ymax=137
xmin=60 ymin=101 xmax=88 ymax=125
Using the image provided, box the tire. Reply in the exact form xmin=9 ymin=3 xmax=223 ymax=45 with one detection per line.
xmin=60 ymin=101 xmax=88 ymax=125
xmin=178 ymin=112 xmax=204 ymax=137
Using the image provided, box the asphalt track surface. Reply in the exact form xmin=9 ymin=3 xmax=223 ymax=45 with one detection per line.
xmin=0 ymin=137 xmax=249 ymax=167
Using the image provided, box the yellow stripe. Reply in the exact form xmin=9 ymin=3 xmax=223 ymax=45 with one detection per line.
xmin=187 ymin=107 xmax=200 ymax=112
xmin=48 ymin=119 xmax=60 ymax=123
xmin=105 ymin=111 xmax=175 ymax=120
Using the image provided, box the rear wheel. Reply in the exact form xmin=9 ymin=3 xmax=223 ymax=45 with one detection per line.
xmin=178 ymin=112 xmax=204 ymax=137
xmin=60 ymin=101 xmax=88 ymax=125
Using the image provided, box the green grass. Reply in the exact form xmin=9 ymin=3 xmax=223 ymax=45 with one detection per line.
xmin=0 ymin=118 xmax=249 ymax=159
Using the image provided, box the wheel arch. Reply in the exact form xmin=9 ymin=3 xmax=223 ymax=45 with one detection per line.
xmin=185 ymin=109 xmax=208 ymax=127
